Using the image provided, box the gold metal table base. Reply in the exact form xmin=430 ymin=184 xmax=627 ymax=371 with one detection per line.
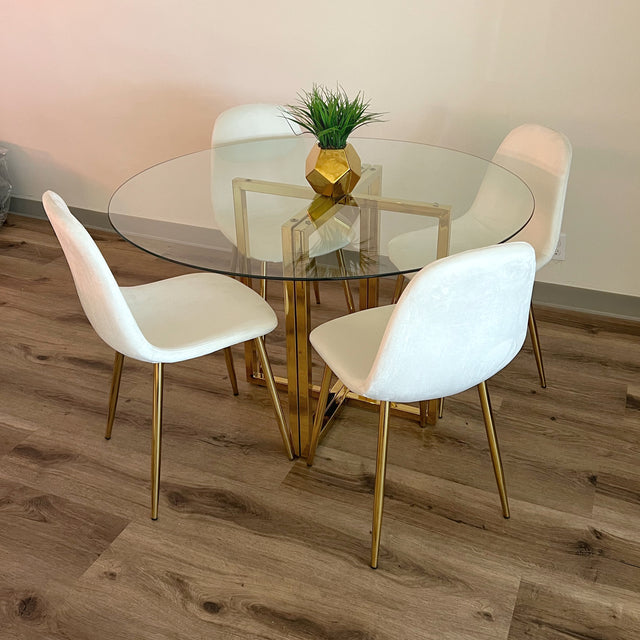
xmin=247 ymin=367 xmax=439 ymax=457
xmin=233 ymin=171 xmax=451 ymax=458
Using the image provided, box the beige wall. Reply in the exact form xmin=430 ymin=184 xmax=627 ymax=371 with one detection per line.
xmin=2 ymin=0 xmax=639 ymax=296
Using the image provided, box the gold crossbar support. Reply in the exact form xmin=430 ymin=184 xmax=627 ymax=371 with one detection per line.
xmin=233 ymin=169 xmax=449 ymax=456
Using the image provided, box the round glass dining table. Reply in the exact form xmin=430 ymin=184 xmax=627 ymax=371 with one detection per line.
xmin=109 ymin=136 xmax=534 ymax=457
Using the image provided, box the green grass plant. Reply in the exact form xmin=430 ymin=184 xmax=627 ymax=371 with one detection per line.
xmin=283 ymin=84 xmax=384 ymax=149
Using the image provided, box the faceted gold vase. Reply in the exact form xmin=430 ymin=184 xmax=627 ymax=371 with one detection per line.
xmin=305 ymin=143 xmax=362 ymax=200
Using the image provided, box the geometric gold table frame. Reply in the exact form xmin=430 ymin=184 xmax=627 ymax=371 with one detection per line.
xmin=232 ymin=167 xmax=451 ymax=457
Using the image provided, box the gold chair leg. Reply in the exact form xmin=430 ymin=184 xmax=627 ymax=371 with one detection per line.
xmin=477 ymin=381 xmax=510 ymax=519
xmin=528 ymin=304 xmax=546 ymax=388
xmin=105 ymin=351 xmax=125 ymax=439
xmin=307 ymin=365 xmax=333 ymax=466
xmin=438 ymin=397 xmax=445 ymax=419
xmin=342 ymin=280 xmax=355 ymax=313
xmin=254 ymin=337 xmax=294 ymax=461
xmin=223 ymin=347 xmax=239 ymax=396
xmin=391 ymin=274 xmax=405 ymax=304
xmin=371 ymin=400 xmax=390 ymax=569
xmin=336 ymin=249 xmax=355 ymax=313
xmin=312 ymin=281 xmax=321 ymax=304
xmin=151 ymin=362 xmax=164 ymax=520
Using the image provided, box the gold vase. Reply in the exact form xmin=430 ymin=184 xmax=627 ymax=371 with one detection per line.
xmin=305 ymin=143 xmax=362 ymax=200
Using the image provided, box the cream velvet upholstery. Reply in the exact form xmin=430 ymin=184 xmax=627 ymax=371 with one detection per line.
xmin=210 ymin=103 xmax=354 ymax=264
xmin=211 ymin=103 xmax=301 ymax=144
xmin=42 ymin=191 xmax=278 ymax=363
xmin=308 ymin=242 xmax=536 ymax=568
xmin=500 ymin=124 xmax=572 ymax=268
xmin=387 ymin=124 xmax=572 ymax=276
xmin=311 ymin=243 xmax=536 ymax=403
xmin=387 ymin=125 xmax=571 ymax=390
xmin=42 ymin=190 xmax=294 ymax=518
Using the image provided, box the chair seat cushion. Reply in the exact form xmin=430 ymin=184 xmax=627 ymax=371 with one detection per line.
xmin=122 ymin=272 xmax=277 ymax=363
xmin=310 ymin=305 xmax=395 ymax=397
xmin=311 ymin=244 xmax=535 ymax=403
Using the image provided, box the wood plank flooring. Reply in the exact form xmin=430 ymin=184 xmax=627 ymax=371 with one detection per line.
xmin=1 ymin=214 xmax=639 ymax=639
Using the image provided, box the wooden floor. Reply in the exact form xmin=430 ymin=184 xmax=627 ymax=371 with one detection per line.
xmin=1 ymin=214 xmax=639 ymax=640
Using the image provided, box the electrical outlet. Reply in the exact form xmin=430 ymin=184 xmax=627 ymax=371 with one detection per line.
xmin=553 ymin=233 xmax=566 ymax=260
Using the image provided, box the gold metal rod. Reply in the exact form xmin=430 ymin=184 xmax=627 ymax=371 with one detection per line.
xmin=438 ymin=397 xmax=445 ymax=419
xmin=223 ymin=347 xmax=239 ymax=396
xmin=260 ymin=261 xmax=268 ymax=300
xmin=241 ymin=278 xmax=260 ymax=381
xmin=232 ymin=177 xmax=315 ymax=199
xmin=254 ymin=337 xmax=294 ymax=460
xmin=316 ymin=383 xmax=351 ymax=440
xmin=358 ymin=194 xmax=380 ymax=311
xmin=436 ymin=211 xmax=452 ymax=259
xmin=232 ymin=181 xmax=250 ymax=258
xmin=284 ymin=280 xmax=300 ymax=454
xmin=391 ymin=275 xmax=405 ymax=304
xmin=249 ymin=373 xmax=432 ymax=426
xmin=336 ymin=249 xmax=356 ymax=313
xmin=352 ymin=164 xmax=382 ymax=194
xmin=427 ymin=399 xmax=438 ymax=425
xmin=419 ymin=401 xmax=428 ymax=428
xmin=528 ymin=304 xmax=547 ymax=388
xmin=338 ymin=391 xmax=424 ymax=421
xmin=307 ymin=365 xmax=333 ymax=466
xmin=477 ymin=381 xmax=510 ymax=518
xmin=151 ymin=362 xmax=164 ymax=520
xmin=105 ymin=351 xmax=124 ymax=439
xmin=341 ymin=278 xmax=355 ymax=312
xmin=234 ymin=167 xmax=380 ymax=201
xmin=284 ymin=280 xmax=312 ymax=456
xmin=371 ymin=400 xmax=390 ymax=569
xmin=359 ymin=277 xmax=380 ymax=311
xmin=243 ymin=339 xmax=259 ymax=382
xmin=351 ymin=193 xmax=451 ymax=218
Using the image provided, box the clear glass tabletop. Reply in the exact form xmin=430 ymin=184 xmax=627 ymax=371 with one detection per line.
xmin=108 ymin=136 xmax=534 ymax=281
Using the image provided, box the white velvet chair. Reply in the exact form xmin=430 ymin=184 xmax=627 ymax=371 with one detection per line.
xmin=307 ymin=242 xmax=536 ymax=568
xmin=388 ymin=124 xmax=572 ymax=388
xmin=42 ymin=190 xmax=293 ymax=520
xmin=212 ymin=102 xmax=300 ymax=145
xmin=211 ymin=103 xmax=356 ymax=311
xmin=495 ymin=124 xmax=572 ymax=387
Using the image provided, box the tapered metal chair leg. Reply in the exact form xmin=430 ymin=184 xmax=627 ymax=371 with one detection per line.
xmin=528 ymin=305 xmax=546 ymax=388
xmin=105 ymin=351 xmax=125 ymax=439
xmin=371 ymin=400 xmax=391 ymax=569
xmin=336 ymin=249 xmax=356 ymax=313
xmin=254 ymin=337 xmax=294 ymax=461
xmin=307 ymin=365 xmax=333 ymax=466
xmin=313 ymin=281 xmax=321 ymax=304
xmin=341 ymin=280 xmax=355 ymax=313
xmin=151 ymin=362 xmax=164 ymax=520
xmin=438 ymin=397 xmax=445 ymax=419
xmin=477 ymin=381 xmax=510 ymax=518
xmin=391 ymin=274 xmax=405 ymax=304
xmin=223 ymin=347 xmax=239 ymax=396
